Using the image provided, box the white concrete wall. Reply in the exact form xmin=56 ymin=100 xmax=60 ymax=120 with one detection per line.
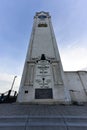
xmin=31 ymin=19 xmax=55 ymax=59
xmin=65 ymin=71 xmax=87 ymax=102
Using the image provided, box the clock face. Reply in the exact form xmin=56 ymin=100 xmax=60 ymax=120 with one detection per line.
xmin=38 ymin=15 xmax=47 ymax=19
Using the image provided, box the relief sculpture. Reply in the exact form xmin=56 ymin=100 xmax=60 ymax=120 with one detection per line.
xmin=24 ymin=63 xmax=35 ymax=86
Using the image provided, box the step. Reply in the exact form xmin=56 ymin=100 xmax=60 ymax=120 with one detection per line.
xmin=28 ymin=115 xmax=87 ymax=123
xmin=0 ymin=115 xmax=87 ymax=130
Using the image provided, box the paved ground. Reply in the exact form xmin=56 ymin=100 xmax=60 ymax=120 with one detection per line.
xmin=0 ymin=103 xmax=87 ymax=130
xmin=0 ymin=103 xmax=87 ymax=116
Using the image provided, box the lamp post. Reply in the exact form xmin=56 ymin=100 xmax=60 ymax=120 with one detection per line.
xmin=10 ymin=76 xmax=17 ymax=91
xmin=7 ymin=76 xmax=17 ymax=99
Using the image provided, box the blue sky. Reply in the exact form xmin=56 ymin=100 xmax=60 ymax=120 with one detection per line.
xmin=0 ymin=0 xmax=87 ymax=93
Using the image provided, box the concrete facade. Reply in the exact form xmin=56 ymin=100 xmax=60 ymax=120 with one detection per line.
xmin=17 ymin=11 xmax=87 ymax=104
xmin=65 ymin=71 xmax=87 ymax=103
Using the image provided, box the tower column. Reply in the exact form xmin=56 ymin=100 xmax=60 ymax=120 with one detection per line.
xmin=17 ymin=11 xmax=71 ymax=104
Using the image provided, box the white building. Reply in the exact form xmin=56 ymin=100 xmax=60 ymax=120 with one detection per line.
xmin=17 ymin=11 xmax=87 ymax=104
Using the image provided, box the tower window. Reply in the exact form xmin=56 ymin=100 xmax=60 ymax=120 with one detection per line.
xmin=41 ymin=54 xmax=46 ymax=60
xmin=38 ymin=23 xmax=47 ymax=27
xmin=38 ymin=15 xmax=47 ymax=19
xmin=25 ymin=90 xmax=28 ymax=94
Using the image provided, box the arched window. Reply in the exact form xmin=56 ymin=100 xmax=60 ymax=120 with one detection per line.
xmin=38 ymin=15 xmax=47 ymax=19
xmin=38 ymin=23 xmax=48 ymax=27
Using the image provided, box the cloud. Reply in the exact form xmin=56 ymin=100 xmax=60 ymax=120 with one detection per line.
xmin=0 ymin=73 xmax=21 ymax=93
xmin=60 ymin=40 xmax=87 ymax=71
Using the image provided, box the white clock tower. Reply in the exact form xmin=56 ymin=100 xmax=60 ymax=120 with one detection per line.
xmin=17 ymin=11 xmax=71 ymax=104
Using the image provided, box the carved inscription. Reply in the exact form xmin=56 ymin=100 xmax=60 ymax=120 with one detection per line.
xmin=35 ymin=88 xmax=53 ymax=99
xmin=34 ymin=61 xmax=52 ymax=89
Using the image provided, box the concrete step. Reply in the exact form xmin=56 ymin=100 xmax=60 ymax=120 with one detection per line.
xmin=0 ymin=115 xmax=87 ymax=130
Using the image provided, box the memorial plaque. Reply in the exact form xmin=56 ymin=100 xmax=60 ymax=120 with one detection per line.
xmin=34 ymin=60 xmax=52 ymax=89
xmin=35 ymin=88 xmax=53 ymax=99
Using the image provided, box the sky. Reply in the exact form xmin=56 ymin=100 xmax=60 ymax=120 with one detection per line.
xmin=0 ymin=0 xmax=87 ymax=93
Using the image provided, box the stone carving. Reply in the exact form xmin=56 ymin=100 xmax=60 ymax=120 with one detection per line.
xmin=34 ymin=60 xmax=52 ymax=89
xmin=24 ymin=63 xmax=35 ymax=86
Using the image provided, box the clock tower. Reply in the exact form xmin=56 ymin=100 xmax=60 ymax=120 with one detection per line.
xmin=17 ymin=11 xmax=71 ymax=104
